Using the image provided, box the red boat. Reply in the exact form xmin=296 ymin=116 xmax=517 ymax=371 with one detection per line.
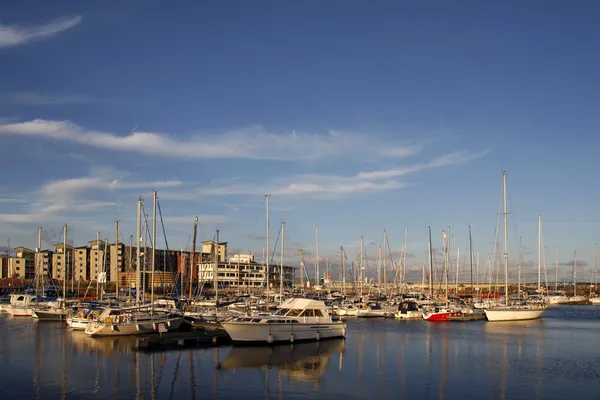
xmin=422 ymin=307 xmax=462 ymax=321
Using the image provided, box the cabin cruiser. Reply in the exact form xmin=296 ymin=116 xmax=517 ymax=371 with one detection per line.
xmin=221 ymin=297 xmax=347 ymax=343
xmin=356 ymin=301 xmax=395 ymax=318
xmin=395 ymin=300 xmax=422 ymax=319
xmin=544 ymin=291 xmax=569 ymax=305
xmin=3 ymin=294 xmax=39 ymax=316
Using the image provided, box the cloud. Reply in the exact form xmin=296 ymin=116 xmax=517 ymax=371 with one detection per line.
xmin=165 ymin=150 xmax=487 ymax=199
xmin=0 ymin=16 xmax=82 ymax=48
xmin=0 ymin=168 xmax=182 ymax=224
xmin=357 ymin=150 xmax=491 ymax=180
xmin=4 ymin=91 xmax=96 ymax=105
xmin=0 ymin=119 xmax=422 ymax=161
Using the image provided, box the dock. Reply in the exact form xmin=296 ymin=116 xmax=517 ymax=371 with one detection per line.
xmin=136 ymin=328 xmax=231 ymax=350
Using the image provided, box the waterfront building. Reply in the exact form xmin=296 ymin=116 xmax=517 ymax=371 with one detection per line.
xmin=52 ymin=244 xmax=74 ymax=281
xmin=0 ymin=253 xmax=9 ymax=278
xmin=9 ymin=246 xmax=36 ymax=279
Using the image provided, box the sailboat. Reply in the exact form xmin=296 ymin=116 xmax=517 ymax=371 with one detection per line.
xmin=484 ymin=171 xmax=547 ymax=322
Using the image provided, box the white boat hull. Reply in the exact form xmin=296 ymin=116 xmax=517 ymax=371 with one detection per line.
xmin=485 ymin=306 xmax=546 ymax=322
xmin=395 ymin=310 xmax=422 ymax=319
xmin=85 ymin=316 xmax=186 ymax=337
xmin=590 ymin=297 xmax=600 ymax=305
xmin=67 ymin=317 xmax=90 ymax=330
xmin=4 ymin=305 xmax=33 ymax=317
xmin=356 ymin=309 xmax=393 ymax=318
xmin=221 ymin=321 xmax=346 ymax=343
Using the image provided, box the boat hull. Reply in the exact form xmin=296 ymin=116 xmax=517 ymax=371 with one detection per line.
xmin=67 ymin=317 xmax=90 ymax=330
xmin=484 ymin=307 xmax=546 ymax=322
xmin=395 ymin=310 xmax=422 ymax=319
xmin=221 ymin=321 xmax=346 ymax=343
xmin=4 ymin=306 xmax=33 ymax=317
xmin=423 ymin=310 xmax=462 ymax=321
xmin=33 ymin=309 xmax=68 ymax=321
xmin=356 ymin=309 xmax=390 ymax=318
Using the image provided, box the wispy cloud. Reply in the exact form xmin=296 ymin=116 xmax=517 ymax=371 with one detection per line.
xmin=174 ymin=150 xmax=488 ymax=199
xmin=0 ymin=168 xmax=182 ymax=224
xmin=358 ymin=150 xmax=491 ymax=180
xmin=0 ymin=119 xmax=422 ymax=161
xmin=4 ymin=91 xmax=96 ymax=105
xmin=0 ymin=16 xmax=82 ymax=48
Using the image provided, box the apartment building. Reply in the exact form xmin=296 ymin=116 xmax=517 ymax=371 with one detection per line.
xmin=52 ymin=244 xmax=74 ymax=281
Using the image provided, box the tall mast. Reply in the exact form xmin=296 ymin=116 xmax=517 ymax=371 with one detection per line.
xmin=360 ymin=236 xmax=364 ymax=296
xmin=469 ymin=225 xmax=473 ymax=292
xmin=115 ymin=220 xmax=119 ymax=300
xmin=383 ymin=229 xmax=387 ymax=298
xmin=280 ymin=221 xmax=285 ymax=301
xmin=340 ymin=246 xmax=345 ymax=296
xmin=443 ymin=229 xmax=448 ymax=306
xmin=96 ymin=231 xmax=101 ymax=299
xmin=502 ymin=171 xmax=509 ymax=306
xmin=128 ymin=234 xmax=133 ymax=302
xmin=593 ymin=244 xmax=598 ymax=295
xmin=555 ymin=247 xmax=559 ymax=292
xmin=403 ymin=227 xmax=408 ymax=290
xmin=63 ymin=224 xmax=67 ymax=300
xmin=518 ymin=237 xmax=523 ymax=294
xmin=299 ymin=249 xmax=305 ymax=289
xmin=151 ymin=190 xmax=157 ymax=310
xmin=315 ymin=225 xmax=319 ymax=287
xmin=136 ymin=198 xmax=142 ymax=305
xmin=428 ymin=226 xmax=433 ymax=298
xmin=36 ymin=227 xmax=42 ymax=297
xmin=573 ymin=247 xmax=577 ymax=297
xmin=537 ymin=215 xmax=541 ymax=292
xmin=265 ymin=194 xmax=270 ymax=292
xmin=189 ymin=216 xmax=198 ymax=300
xmin=214 ymin=229 xmax=220 ymax=304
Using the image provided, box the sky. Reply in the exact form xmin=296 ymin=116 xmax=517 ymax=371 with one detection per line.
xmin=1 ymin=0 xmax=599 ymax=284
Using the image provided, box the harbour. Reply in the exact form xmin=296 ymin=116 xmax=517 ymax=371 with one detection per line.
xmin=2 ymin=305 xmax=600 ymax=399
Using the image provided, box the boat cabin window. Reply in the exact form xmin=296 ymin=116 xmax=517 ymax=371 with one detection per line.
xmin=300 ymin=309 xmax=324 ymax=317
xmin=285 ymin=309 xmax=303 ymax=317
xmin=17 ymin=296 xmax=24 ymax=301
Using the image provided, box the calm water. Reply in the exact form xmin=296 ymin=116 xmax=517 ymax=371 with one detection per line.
xmin=1 ymin=306 xmax=600 ymax=399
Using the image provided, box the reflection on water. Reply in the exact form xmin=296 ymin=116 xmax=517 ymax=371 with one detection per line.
xmin=220 ymin=339 xmax=345 ymax=383
xmin=2 ymin=306 xmax=600 ymax=399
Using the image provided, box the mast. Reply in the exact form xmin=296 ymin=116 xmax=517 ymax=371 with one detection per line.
xmin=383 ymin=229 xmax=387 ymax=298
xmin=573 ymin=247 xmax=577 ymax=297
xmin=555 ymin=247 xmax=559 ymax=292
xmin=428 ymin=226 xmax=433 ymax=298
xmin=360 ymin=236 xmax=364 ymax=296
xmin=315 ymin=225 xmax=319 ymax=287
xmin=593 ymin=244 xmax=598 ymax=295
xmin=128 ymin=234 xmax=133 ymax=302
xmin=469 ymin=225 xmax=473 ymax=292
xmin=151 ymin=190 xmax=157 ymax=310
xmin=299 ymin=249 xmax=305 ymax=289
xmin=35 ymin=227 xmax=42 ymax=297
xmin=214 ymin=229 xmax=220 ymax=304
xmin=63 ymin=224 xmax=67 ymax=300
xmin=189 ymin=216 xmax=198 ymax=300
xmin=280 ymin=221 xmax=285 ymax=302
xmin=443 ymin=229 xmax=448 ymax=306
xmin=403 ymin=227 xmax=408 ymax=290
xmin=136 ymin=198 xmax=142 ymax=305
xmin=265 ymin=194 xmax=270 ymax=293
xmin=537 ymin=215 xmax=541 ymax=291
xmin=518 ymin=237 xmax=523 ymax=295
xmin=340 ymin=246 xmax=345 ymax=296
xmin=502 ymin=171 xmax=509 ymax=306
xmin=115 ymin=220 xmax=119 ymax=300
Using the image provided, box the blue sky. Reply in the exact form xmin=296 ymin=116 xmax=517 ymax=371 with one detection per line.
xmin=1 ymin=1 xmax=599 ymax=284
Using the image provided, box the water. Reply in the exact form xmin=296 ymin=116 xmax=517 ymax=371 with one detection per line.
xmin=1 ymin=306 xmax=600 ymax=399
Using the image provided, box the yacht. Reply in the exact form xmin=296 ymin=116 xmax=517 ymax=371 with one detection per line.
xmin=66 ymin=306 xmax=105 ymax=330
xmin=84 ymin=307 xmax=186 ymax=337
xmin=544 ymin=291 xmax=569 ymax=305
xmin=356 ymin=301 xmax=394 ymax=318
xmin=221 ymin=297 xmax=347 ymax=343
xmin=484 ymin=298 xmax=547 ymax=321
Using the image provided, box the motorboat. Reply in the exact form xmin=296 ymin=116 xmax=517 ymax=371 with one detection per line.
xmin=544 ymin=291 xmax=569 ymax=305
xmin=221 ymin=297 xmax=346 ymax=343
xmin=395 ymin=300 xmax=422 ymax=319
xmin=3 ymin=294 xmax=39 ymax=317
xmin=356 ymin=302 xmax=394 ymax=318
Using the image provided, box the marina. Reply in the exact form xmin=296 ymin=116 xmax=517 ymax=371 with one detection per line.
xmin=2 ymin=305 xmax=600 ymax=399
